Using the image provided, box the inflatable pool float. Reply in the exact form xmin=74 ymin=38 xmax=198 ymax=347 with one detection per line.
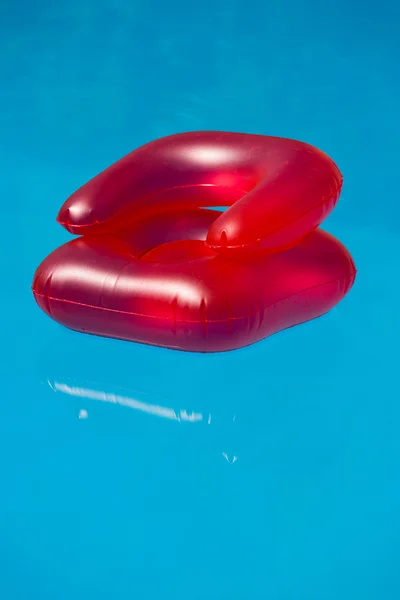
xmin=32 ymin=131 xmax=356 ymax=352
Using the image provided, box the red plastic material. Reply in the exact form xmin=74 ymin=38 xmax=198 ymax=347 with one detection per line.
xmin=32 ymin=131 xmax=356 ymax=352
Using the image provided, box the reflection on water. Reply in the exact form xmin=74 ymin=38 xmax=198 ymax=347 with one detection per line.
xmin=222 ymin=452 xmax=238 ymax=464
xmin=38 ymin=327 xmax=347 ymax=475
xmin=48 ymin=379 xmax=208 ymax=424
xmin=38 ymin=327 xmax=316 ymax=468
xmin=45 ymin=372 xmax=239 ymax=465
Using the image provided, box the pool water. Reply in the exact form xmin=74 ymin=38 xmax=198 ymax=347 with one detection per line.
xmin=1 ymin=1 xmax=400 ymax=599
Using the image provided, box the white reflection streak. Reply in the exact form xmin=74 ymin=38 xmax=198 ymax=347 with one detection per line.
xmin=222 ymin=453 xmax=238 ymax=464
xmin=49 ymin=380 xmax=206 ymax=423
xmin=187 ymin=147 xmax=239 ymax=165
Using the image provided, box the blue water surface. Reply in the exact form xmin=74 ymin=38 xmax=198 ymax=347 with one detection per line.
xmin=1 ymin=1 xmax=400 ymax=598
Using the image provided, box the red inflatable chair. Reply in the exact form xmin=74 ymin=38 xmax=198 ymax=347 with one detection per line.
xmin=32 ymin=131 xmax=356 ymax=352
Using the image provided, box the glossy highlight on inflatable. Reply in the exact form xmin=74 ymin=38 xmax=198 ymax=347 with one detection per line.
xmin=32 ymin=131 xmax=356 ymax=352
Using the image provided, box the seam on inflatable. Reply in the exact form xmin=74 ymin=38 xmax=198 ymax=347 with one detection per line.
xmin=32 ymin=273 xmax=355 ymax=324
